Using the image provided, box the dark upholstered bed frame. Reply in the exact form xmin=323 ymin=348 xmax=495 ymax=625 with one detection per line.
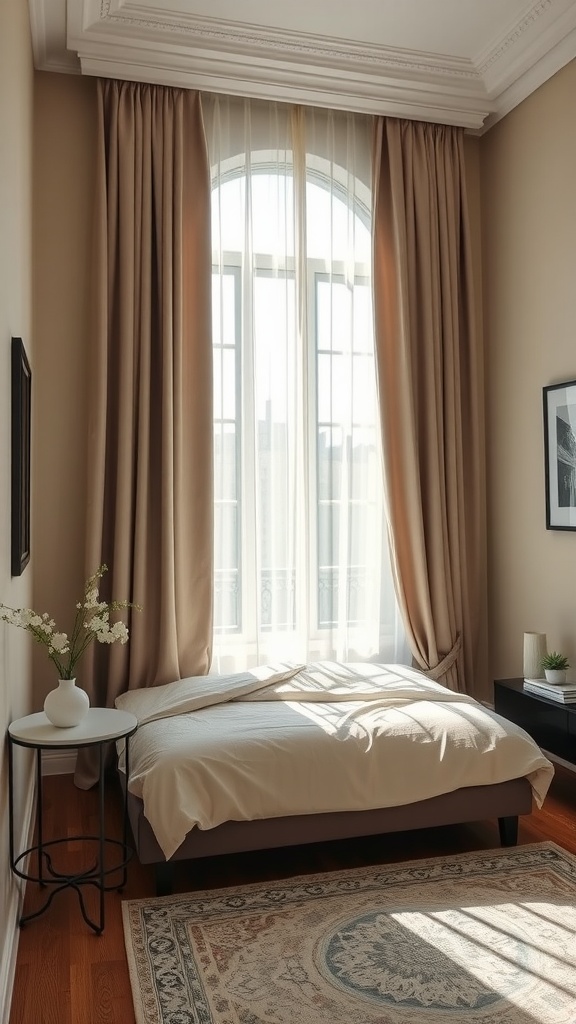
xmin=122 ymin=776 xmax=533 ymax=896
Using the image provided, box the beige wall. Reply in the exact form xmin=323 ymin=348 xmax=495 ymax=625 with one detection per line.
xmin=0 ymin=0 xmax=34 ymax=1012
xmin=32 ymin=72 xmax=97 ymax=704
xmin=481 ymin=58 xmax=576 ymax=683
xmin=0 ymin=60 xmax=97 ymax=1014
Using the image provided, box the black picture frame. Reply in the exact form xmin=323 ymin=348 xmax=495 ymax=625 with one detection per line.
xmin=11 ymin=337 xmax=31 ymax=575
xmin=543 ymin=378 xmax=576 ymax=531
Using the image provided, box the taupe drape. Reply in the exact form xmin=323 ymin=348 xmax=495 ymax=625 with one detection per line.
xmin=76 ymin=80 xmax=213 ymax=786
xmin=372 ymin=118 xmax=487 ymax=698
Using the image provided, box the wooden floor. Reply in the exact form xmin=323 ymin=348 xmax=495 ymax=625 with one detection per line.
xmin=8 ymin=765 xmax=576 ymax=1024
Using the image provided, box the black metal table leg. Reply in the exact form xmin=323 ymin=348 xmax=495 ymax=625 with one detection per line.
xmin=98 ymin=742 xmax=105 ymax=933
xmin=118 ymin=735 xmax=131 ymax=891
xmin=8 ymin=736 xmax=15 ymax=872
xmin=36 ymin=748 xmax=44 ymax=886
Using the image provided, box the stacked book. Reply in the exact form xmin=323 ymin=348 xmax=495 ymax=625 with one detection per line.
xmin=523 ymin=678 xmax=576 ymax=702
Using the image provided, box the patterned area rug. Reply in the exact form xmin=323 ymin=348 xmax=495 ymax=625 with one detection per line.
xmin=123 ymin=842 xmax=576 ymax=1024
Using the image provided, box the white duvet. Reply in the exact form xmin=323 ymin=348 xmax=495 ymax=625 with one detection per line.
xmin=115 ymin=662 xmax=554 ymax=859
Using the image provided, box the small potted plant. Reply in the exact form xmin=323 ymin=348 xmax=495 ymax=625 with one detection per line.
xmin=541 ymin=651 xmax=570 ymax=684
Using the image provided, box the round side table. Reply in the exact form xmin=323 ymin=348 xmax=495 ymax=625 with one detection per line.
xmin=8 ymin=707 xmax=137 ymax=934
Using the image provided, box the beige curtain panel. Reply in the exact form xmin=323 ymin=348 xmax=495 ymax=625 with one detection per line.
xmin=372 ymin=117 xmax=487 ymax=699
xmin=76 ymin=80 xmax=213 ymax=787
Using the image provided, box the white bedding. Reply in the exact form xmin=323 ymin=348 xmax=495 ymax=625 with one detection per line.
xmin=116 ymin=662 xmax=554 ymax=859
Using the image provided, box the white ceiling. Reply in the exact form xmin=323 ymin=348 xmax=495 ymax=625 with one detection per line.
xmin=29 ymin=0 xmax=576 ymax=132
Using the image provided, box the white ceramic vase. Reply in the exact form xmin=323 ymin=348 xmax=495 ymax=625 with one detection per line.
xmin=44 ymin=678 xmax=90 ymax=727
xmin=544 ymin=669 xmax=566 ymax=685
xmin=523 ymin=632 xmax=547 ymax=680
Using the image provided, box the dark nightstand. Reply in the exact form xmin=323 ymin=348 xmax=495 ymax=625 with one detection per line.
xmin=494 ymin=677 xmax=576 ymax=764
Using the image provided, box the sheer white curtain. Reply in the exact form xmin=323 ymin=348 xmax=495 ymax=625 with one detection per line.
xmin=203 ymin=95 xmax=409 ymax=671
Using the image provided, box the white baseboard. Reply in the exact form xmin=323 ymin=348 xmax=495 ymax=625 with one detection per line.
xmin=41 ymin=749 xmax=77 ymax=776
xmin=0 ymin=765 xmax=36 ymax=1024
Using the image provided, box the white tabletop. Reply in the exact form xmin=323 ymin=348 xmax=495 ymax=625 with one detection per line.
xmin=8 ymin=707 xmax=138 ymax=747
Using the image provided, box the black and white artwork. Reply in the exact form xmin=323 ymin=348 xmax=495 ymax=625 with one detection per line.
xmin=11 ymin=336 xmax=31 ymax=574
xmin=543 ymin=380 xmax=576 ymax=530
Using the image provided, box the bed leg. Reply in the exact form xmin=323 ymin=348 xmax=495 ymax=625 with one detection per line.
xmin=498 ymin=815 xmax=518 ymax=847
xmin=155 ymin=862 xmax=174 ymax=897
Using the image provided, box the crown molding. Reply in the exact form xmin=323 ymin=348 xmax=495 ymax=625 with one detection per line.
xmin=480 ymin=21 xmax=576 ymax=132
xmin=29 ymin=0 xmax=80 ymax=73
xmin=68 ymin=0 xmax=491 ymax=128
xmin=479 ymin=0 xmax=576 ymax=92
xmin=77 ymin=50 xmax=489 ymax=129
xmin=475 ymin=0 xmax=576 ymax=131
xmin=26 ymin=0 xmax=576 ymax=131
xmin=93 ymin=1 xmax=477 ymax=79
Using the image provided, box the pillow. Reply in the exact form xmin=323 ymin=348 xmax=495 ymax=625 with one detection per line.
xmin=115 ymin=662 xmax=304 ymax=725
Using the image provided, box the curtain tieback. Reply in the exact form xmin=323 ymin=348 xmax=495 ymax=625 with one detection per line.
xmin=426 ymin=633 xmax=462 ymax=681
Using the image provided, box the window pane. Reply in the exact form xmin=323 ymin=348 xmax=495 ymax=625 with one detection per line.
xmin=318 ymin=567 xmax=337 ymax=628
xmin=212 ymin=272 xmax=236 ymax=347
xmin=214 ymin=423 xmax=237 ymax=501
xmin=318 ymin=502 xmax=339 ymax=567
xmin=253 ymin=274 xmax=296 ymax=423
xmin=349 ymin=428 xmax=379 ymax=500
xmin=346 ymin=566 xmax=368 ymax=627
xmin=211 ymin=177 xmax=246 ymax=253
xmin=352 ymin=285 xmax=373 ymax=353
xmin=213 ymin=347 xmax=236 ymax=422
xmin=257 ymin=437 xmax=290 ymax=572
xmin=251 ymin=174 xmax=295 ymax=257
xmin=351 ymin=355 xmax=377 ymax=424
xmin=214 ymin=569 xmax=240 ymax=632
xmin=214 ymin=502 xmax=238 ymax=572
xmin=306 ymin=181 xmax=370 ymax=262
xmin=349 ymin=500 xmax=374 ymax=564
xmin=317 ymin=355 xmax=377 ymax=426
xmin=318 ymin=426 xmax=343 ymax=501
xmin=317 ymin=279 xmax=373 ymax=354
xmin=212 ymin=173 xmax=295 ymax=256
xmin=260 ymin=568 xmax=295 ymax=630
xmin=318 ymin=353 xmax=350 ymax=423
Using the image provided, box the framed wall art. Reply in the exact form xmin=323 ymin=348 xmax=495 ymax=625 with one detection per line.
xmin=11 ymin=336 xmax=31 ymax=575
xmin=543 ymin=378 xmax=576 ymax=531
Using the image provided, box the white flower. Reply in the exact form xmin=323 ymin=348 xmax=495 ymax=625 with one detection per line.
xmin=50 ymin=632 xmax=69 ymax=653
xmin=85 ymin=615 xmax=109 ymax=633
xmin=110 ymin=621 xmax=128 ymax=642
xmin=84 ymin=587 xmax=100 ymax=609
xmin=19 ymin=610 xmax=34 ymax=625
xmin=0 ymin=564 xmax=139 ymax=679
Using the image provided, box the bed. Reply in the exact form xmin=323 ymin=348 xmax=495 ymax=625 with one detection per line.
xmin=115 ymin=662 xmax=554 ymax=895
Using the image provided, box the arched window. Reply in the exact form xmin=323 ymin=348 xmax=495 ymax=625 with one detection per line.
xmin=205 ymin=98 xmax=408 ymax=670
